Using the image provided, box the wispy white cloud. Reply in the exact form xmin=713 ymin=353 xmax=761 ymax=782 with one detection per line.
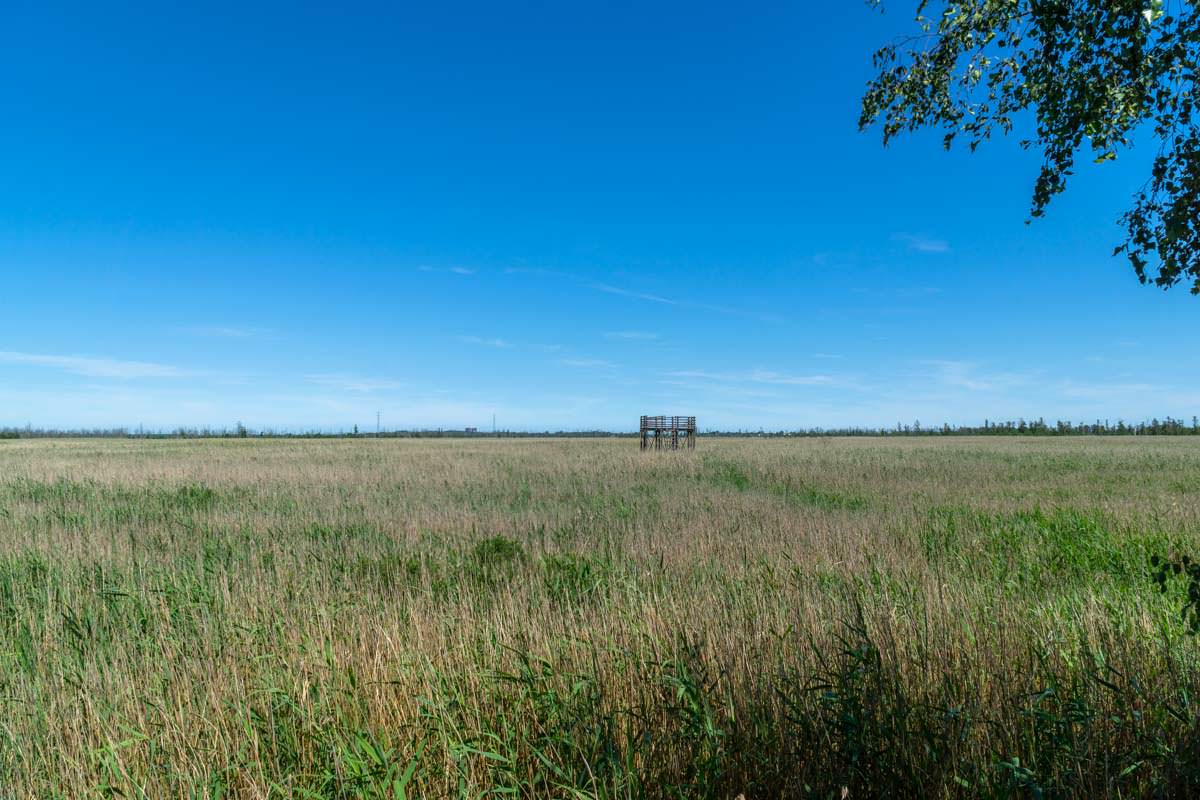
xmin=179 ymin=325 xmax=276 ymax=339
xmin=502 ymin=268 xmax=782 ymax=323
xmin=0 ymin=350 xmax=192 ymax=379
xmin=1054 ymin=380 xmax=1163 ymax=400
xmin=592 ymin=283 xmax=676 ymax=306
xmin=669 ymin=369 xmax=839 ymax=387
xmin=590 ymin=282 xmax=783 ymax=323
xmin=560 ymin=358 xmax=617 ymax=369
xmin=922 ymin=360 xmax=1037 ymax=392
xmin=457 ymin=335 xmax=509 ymax=348
xmin=305 ymin=374 xmax=405 ymax=393
xmin=657 ymin=378 xmax=782 ymax=399
xmin=895 ymin=233 xmax=950 ymax=254
xmin=502 ymin=267 xmax=575 ymax=279
xmin=419 ymin=265 xmax=477 ymax=276
xmin=605 ymin=331 xmax=659 ymax=340
xmin=746 ymin=370 xmax=838 ymax=386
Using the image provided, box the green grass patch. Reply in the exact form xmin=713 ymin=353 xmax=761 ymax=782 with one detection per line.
xmin=700 ymin=457 xmax=867 ymax=510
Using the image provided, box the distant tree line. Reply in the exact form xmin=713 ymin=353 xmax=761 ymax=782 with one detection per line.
xmin=712 ymin=417 xmax=1200 ymax=437
xmin=0 ymin=426 xmax=615 ymax=439
xmin=3 ymin=417 xmax=1200 ymax=439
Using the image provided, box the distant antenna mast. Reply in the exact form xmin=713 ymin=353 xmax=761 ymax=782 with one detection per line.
xmin=493 ymin=413 xmax=496 ymax=436
xmin=376 ymin=411 xmax=381 ymax=437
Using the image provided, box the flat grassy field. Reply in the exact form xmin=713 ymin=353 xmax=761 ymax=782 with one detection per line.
xmin=2 ymin=436 xmax=1200 ymax=798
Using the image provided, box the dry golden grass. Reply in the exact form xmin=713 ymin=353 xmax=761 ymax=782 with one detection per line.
xmin=1 ymin=436 xmax=1199 ymax=798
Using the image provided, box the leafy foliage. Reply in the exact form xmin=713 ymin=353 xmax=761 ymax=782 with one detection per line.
xmin=1151 ymin=553 xmax=1200 ymax=632
xmin=861 ymin=0 xmax=1200 ymax=292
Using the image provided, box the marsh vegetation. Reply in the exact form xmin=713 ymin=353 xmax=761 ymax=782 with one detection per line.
xmin=1 ymin=437 xmax=1199 ymax=797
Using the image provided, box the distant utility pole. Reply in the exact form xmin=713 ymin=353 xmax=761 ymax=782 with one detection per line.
xmin=376 ymin=411 xmax=381 ymax=437
xmin=493 ymin=413 xmax=496 ymax=436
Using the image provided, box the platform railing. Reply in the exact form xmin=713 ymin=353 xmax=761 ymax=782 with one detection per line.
xmin=639 ymin=415 xmax=697 ymax=450
xmin=639 ymin=416 xmax=696 ymax=431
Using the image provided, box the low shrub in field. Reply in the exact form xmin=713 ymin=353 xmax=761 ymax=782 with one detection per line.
xmin=350 ymin=551 xmax=424 ymax=590
xmin=169 ymin=482 xmax=218 ymax=511
xmin=771 ymin=479 xmax=868 ymax=512
xmin=542 ymin=553 xmax=611 ymax=602
xmin=699 ymin=457 xmax=867 ymax=511
xmin=472 ymin=535 xmax=524 ymax=567
xmin=466 ymin=535 xmax=526 ymax=587
xmin=702 ymin=458 xmax=752 ymax=491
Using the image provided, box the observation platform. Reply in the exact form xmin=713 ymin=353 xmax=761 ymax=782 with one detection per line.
xmin=639 ymin=415 xmax=696 ymax=450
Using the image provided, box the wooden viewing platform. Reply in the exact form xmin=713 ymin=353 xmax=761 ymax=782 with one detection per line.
xmin=640 ymin=415 xmax=696 ymax=451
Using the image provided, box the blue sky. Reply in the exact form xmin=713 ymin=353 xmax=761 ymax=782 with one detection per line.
xmin=1 ymin=2 xmax=1195 ymax=431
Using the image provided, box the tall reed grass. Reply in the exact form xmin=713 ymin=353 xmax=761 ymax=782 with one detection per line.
xmin=0 ymin=436 xmax=1198 ymax=797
